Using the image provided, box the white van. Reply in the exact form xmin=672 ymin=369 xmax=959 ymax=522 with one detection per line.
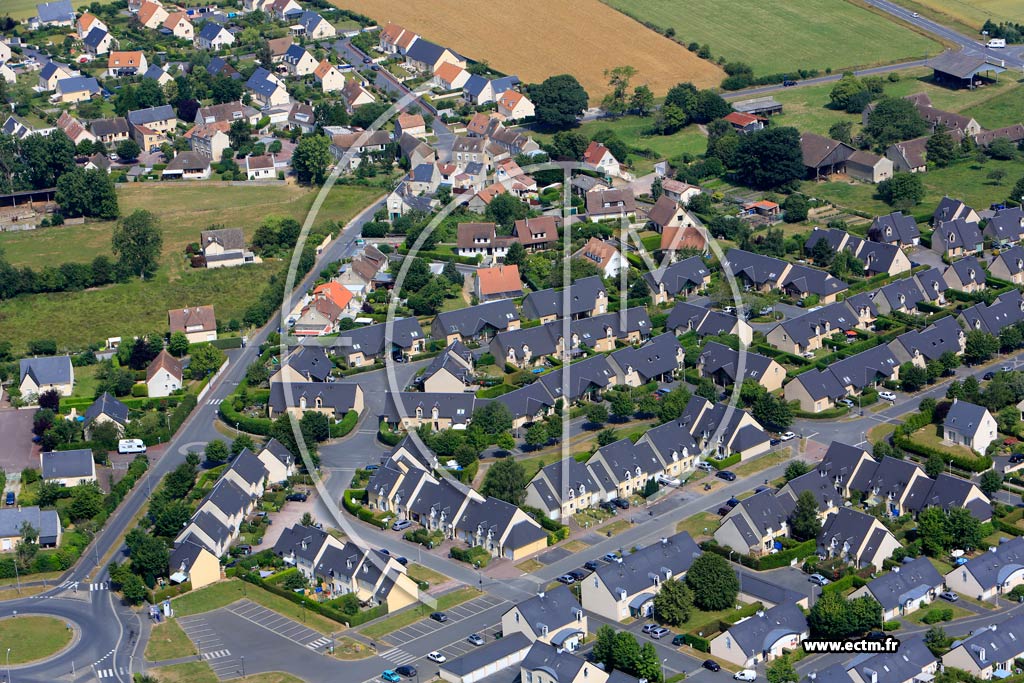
xmin=118 ymin=439 xmax=147 ymax=454
xmin=987 ymin=38 xmax=1007 ymax=48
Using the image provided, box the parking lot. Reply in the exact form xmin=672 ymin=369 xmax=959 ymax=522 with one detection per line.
xmin=380 ymin=593 xmax=508 ymax=646
xmin=176 ymin=613 xmax=246 ymax=680
xmin=225 ymin=600 xmax=334 ymax=651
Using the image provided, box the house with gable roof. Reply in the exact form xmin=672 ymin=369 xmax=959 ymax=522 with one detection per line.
xmin=944 ymin=255 xmax=987 ymax=292
xmin=710 ymin=602 xmax=808 ymax=667
xmin=944 ymin=399 xmax=997 ymax=454
xmin=818 ymin=508 xmax=900 ymax=571
xmin=643 ymin=256 xmax=711 ymax=304
xmin=168 ymin=305 xmax=217 ymax=343
xmin=82 ymin=392 xmax=129 ymax=438
xmin=945 ymin=536 xmax=1024 ymax=601
xmin=431 ymin=299 xmax=520 ymax=344
xmin=933 ymin=218 xmax=984 ymax=258
xmin=257 ymin=438 xmax=296 ymax=484
xmin=313 ymin=60 xmax=344 ymax=93
xmin=295 ymin=10 xmax=335 ymax=40
xmin=246 ymin=68 xmax=289 ymax=108
xmin=985 ymin=206 xmax=1024 ymax=245
xmin=83 ymin=27 xmax=113 ymax=56
xmin=573 ymin=237 xmax=624 ymax=278
xmin=146 ymin=349 xmax=182 ymax=398
xmin=869 ymin=211 xmax=921 ymax=247
xmin=583 ymin=141 xmax=620 ymax=177
xmin=19 ymin=356 xmax=74 ymax=397
xmin=0 ymin=506 xmax=62 ymax=551
xmin=989 ymin=245 xmax=1024 ymax=285
xmin=168 ymin=538 xmax=220 ymax=590
xmin=850 ymin=556 xmax=944 ymax=621
xmin=476 ymin=264 xmax=523 ymax=302
xmin=888 ymin=315 xmax=965 ymax=368
xmin=502 ymin=585 xmax=586 ymax=651
xmin=41 ymin=448 xmax=96 ymax=487
xmin=195 ymin=22 xmax=234 ymax=50
xmin=714 ymin=489 xmax=792 ymax=556
xmin=107 ymin=51 xmax=147 ymax=78
xmin=33 ymin=0 xmax=75 ymax=27
xmin=942 ymin=613 xmax=1024 ymax=678
xmin=698 ymin=341 xmax=786 ymax=392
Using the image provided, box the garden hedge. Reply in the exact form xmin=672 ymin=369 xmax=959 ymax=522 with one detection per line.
xmin=329 ymin=410 xmax=358 ymax=438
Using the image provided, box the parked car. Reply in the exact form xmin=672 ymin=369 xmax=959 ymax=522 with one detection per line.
xmin=612 ymin=498 xmax=630 ymax=510
xmin=1003 ymin=365 xmax=1014 ymax=372
xmin=735 ymin=670 xmax=757 ymax=681
xmin=467 ymin=634 xmax=485 ymax=646
xmin=396 ymin=665 xmax=417 ymax=678
xmin=759 ymin=306 xmax=774 ymax=316
xmin=865 ymin=630 xmax=886 ymax=642
xmin=382 ymin=671 xmax=401 ymax=683
xmin=939 ymin=591 xmax=959 ymax=602
xmin=656 ymin=473 xmax=681 ymax=486
xmin=4 ymin=492 xmax=13 ymax=506
xmin=642 ymin=623 xmax=658 ymax=634
xmin=1010 ymin=453 xmax=1024 ymax=464
xmin=556 ymin=574 xmax=576 ymax=585
xmin=801 ymin=351 xmax=815 ymax=358
xmin=672 ymin=634 xmax=687 ymax=646
xmin=716 ymin=471 xmax=737 ymax=482
xmin=838 ymin=398 xmax=854 ymax=408
xmin=392 ymin=519 xmax=413 ymax=531
xmin=430 ymin=612 xmax=448 ymax=622
xmin=984 ymin=371 xmax=996 ymax=380
xmin=703 ymin=660 xmax=722 ymax=672
xmin=808 ymin=574 xmax=830 ymax=586
xmin=286 ymin=492 xmax=308 ymax=502
xmin=568 ymin=570 xmax=588 ymax=581
xmin=395 ymin=556 xmax=408 ymax=566
xmin=782 ymin=79 xmax=797 ymax=86
xmin=697 ymin=462 xmax=715 ymax=472
xmin=427 ymin=652 xmax=446 ymax=663
xmin=599 ymin=501 xmax=617 ymax=513
xmin=584 ymin=560 xmax=600 ymax=571
xmin=754 ymin=485 xmax=770 ymax=493
xmin=603 ymin=552 xmax=622 ymax=563
xmin=769 ymin=439 xmax=781 ymax=447
xmin=779 ymin=431 xmax=796 ymax=441
xmin=878 ymin=391 xmax=897 ymax=401
xmin=650 ymin=627 xmax=670 ymax=639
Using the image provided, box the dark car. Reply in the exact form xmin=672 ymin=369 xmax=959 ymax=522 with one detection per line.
xmin=769 ymin=438 xmax=781 ymax=446
xmin=599 ymin=501 xmax=617 ymax=513
xmin=612 ymin=498 xmax=630 ymax=510
xmin=568 ymin=570 xmax=588 ymax=581
xmin=783 ymin=80 xmax=797 ymax=86
xmin=984 ymin=371 xmax=995 ymax=380
xmin=865 ymin=630 xmax=886 ymax=642
xmin=717 ymin=471 xmax=737 ymax=482
xmin=286 ymin=492 xmax=308 ymax=502
xmin=395 ymin=556 xmax=408 ymax=566
xmin=362 ymin=57 xmax=371 ymax=63
xmin=395 ymin=665 xmax=417 ymax=678
xmin=672 ymin=634 xmax=687 ymax=646
xmin=365 ymin=464 xmax=380 ymax=471
xmin=703 ymin=660 xmax=722 ymax=672
xmin=584 ymin=560 xmax=600 ymax=571
xmin=4 ymin=492 xmax=13 ymax=506
xmin=1011 ymin=454 xmax=1024 ymax=464
xmin=430 ymin=612 xmax=448 ymax=622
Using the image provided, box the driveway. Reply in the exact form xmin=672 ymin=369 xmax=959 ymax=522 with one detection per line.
xmin=0 ymin=408 xmax=38 ymax=474
xmin=908 ymin=246 xmax=944 ymax=270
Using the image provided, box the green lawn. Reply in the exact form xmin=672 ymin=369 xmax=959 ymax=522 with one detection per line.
xmin=888 ymin=0 xmax=1020 ymax=30
xmin=529 ymin=119 xmax=707 ymax=173
xmin=150 ymin=662 xmax=305 ymax=683
xmin=5 ymin=0 xmax=121 ymax=19
xmin=961 ymin=85 xmax=1024 ymax=130
xmin=361 ymin=586 xmax=478 ymax=640
xmin=0 ymin=183 xmax=382 ymax=353
xmin=601 ymin=0 xmax=939 ymax=76
xmin=170 ymin=579 xmax=341 ymax=635
xmin=145 ymin=619 xmax=197 ymax=662
xmin=675 ymin=511 xmax=720 ymax=538
xmin=905 ymin=603 xmax=974 ymax=625
xmin=0 ymin=616 xmax=73 ymax=664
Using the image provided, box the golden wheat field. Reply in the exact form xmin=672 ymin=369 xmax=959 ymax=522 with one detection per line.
xmin=333 ymin=0 xmax=725 ymax=97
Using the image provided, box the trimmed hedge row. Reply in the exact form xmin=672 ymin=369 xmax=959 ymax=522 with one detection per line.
xmin=893 ymin=432 xmax=993 ymax=473
xmin=219 ymin=394 xmax=274 ymax=436
xmin=237 ymin=570 xmax=387 ymax=626
xmin=329 ymin=410 xmax=358 ymax=438
xmin=377 ymin=422 xmax=403 ymax=446
xmin=700 ymin=538 xmax=817 ymax=571
xmin=793 ymin=405 xmax=850 ymax=420
xmin=709 ymin=454 xmax=741 ymax=470
xmin=822 ymin=574 xmax=868 ymax=594
xmin=341 ymin=488 xmax=388 ymax=529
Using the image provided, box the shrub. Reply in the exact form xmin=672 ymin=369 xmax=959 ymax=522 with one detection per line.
xmin=883 ymin=620 xmax=900 ymax=631
xmin=921 ymin=608 xmax=954 ymax=624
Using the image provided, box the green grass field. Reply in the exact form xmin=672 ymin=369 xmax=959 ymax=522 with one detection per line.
xmin=145 ymin=619 xmax=197 ymax=662
xmin=0 ymin=616 xmax=73 ymax=664
xmin=0 ymin=183 xmax=382 ymax=352
xmin=601 ymin=0 xmax=940 ymax=76
xmin=889 ymin=0 xmax=1019 ymax=30
xmin=529 ymin=119 xmax=706 ymax=173
xmin=5 ymin=0 xmax=123 ymax=19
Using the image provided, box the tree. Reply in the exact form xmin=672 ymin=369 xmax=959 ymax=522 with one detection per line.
xmin=635 ymin=643 xmax=662 ymax=683
xmin=829 ymin=74 xmax=867 ymax=110
xmin=685 ymin=553 xmax=739 ymax=611
xmin=112 ymin=210 xmax=162 ymax=279
xmin=828 ymin=120 xmax=853 ymax=145
xmin=126 ymin=528 xmax=169 ymax=582
xmin=784 ymin=461 xmax=810 ymax=481
xmin=292 ymin=134 xmax=331 ymax=185
xmin=68 ymin=482 xmax=103 ymax=521
xmin=205 ymin=439 xmax=229 ymax=464
xmin=90 ymin=420 xmax=121 ymax=451
xmin=988 ymin=138 xmax=1017 ymax=161
xmin=901 ymin=364 xmax=929 ymax=392
xmin=926 ymin=126 xmax=957 ymax=168
xmin=631 ymin=85 xmax=655 ymax=117
xmin=696 ymin=379 xmax=717 ymax=402
xmin=611 ymin=631 xmax=641 ymax=676
xmin=608 ymin=391 xmax=635 ymax=420
xmin=782 ymin=194 xmax=809 ymax=223
xmin=593 ymin=625 xmax=616 ymax=668
xmin=480 ymin=458 xmax=528 ymax=505
xmin=55 ymin=167 xmax=119 ymax=219
xmin=38 ymin=389 xmax=61 ymax=412
xmin=939 ymin=351 xmax=961 ymax=376
xmin=691 ymin=90 xmax=732 ymax=124
xmin=917 ymin=506 xmax=951 ymax=556
xmin=168 ymin=331 xmax=190 ymax=357
xmin=735 ymin=127 xmax=806 ymax=190
xmin=300 ymin=411 xmax=330 ymax=443
xmin=484 ymin=193 xmax=529 ymax=232
xmin=877 ymin=172 xmax=925 ymax=208
xmin=529 ymin=74 xmax=589 ymax=130
xmin=946 ymin=508 xmax=982 ymax=551
xmin=980 ymin=469 xmax=1004 ymax=497
xmin=864 ymin=97 xmax=928 ymax=148
xmin=808 ymin=590 xmax=851 ymax=639
xmin=188 ymin=344 xmax=226 ymax=378
xmin=753 ymin=393 xmax=793 ymax=431
xmin=116 ymin=139 xmax=141 ymax=162
xmin=504 ymin=241 xmax=526 ymax=266
xmin=525 ymin=423 xmax=549 ymax=449
xmin=472 ymin=402 xmax=513 ymax=435
xmin=601 ymin=65 xmax=636 ymax=117
xmin=1011 ymin=175 xmax=1024 ymax=205
xmin=788 ymin=490 xmax=822 ymax=541
xmin=925 ymin=452 xmax=945 ymax=478
xmin=121 ymin=573 xmax=148 ymax=605
xmin=652 ymin=578 xmax=693 ymax=626
xmin=964 ymin=330 xmax=999 ymax=365
xmin=150 ymin=497 xmax=191 ymax=537
xmin=585 ymin=402 xmax=608 ymax=426
xmin=597 ymin=428 xmax=618 ymax=447
xmin=767 ymin=656 xmax=798 ymax=683
xmin=924 ymin=625 xmax=951 ymax=656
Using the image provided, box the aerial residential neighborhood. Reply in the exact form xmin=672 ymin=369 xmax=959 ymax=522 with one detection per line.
xmin=3 ymin=1 xmax=1024 ymax=683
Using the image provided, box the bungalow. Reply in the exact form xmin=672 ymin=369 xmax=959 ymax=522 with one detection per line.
xmin=257 ymin=439 xmax=296 ymax=485
xmin=868 ymin=211 xmax=921 ymax=247
xmin=496 ymin=90 xmax=534 ymax=121
xmin=586 ymin=188 xmax=636 ymax=222
xmin=522 ymin=276 xmax=607 ymax=323
xmin=246 ymin=68 xmax=289 ymax=108
xmin=945 ymin=536 xmax=1024 ymax=601
xmin=698 ymin=341 xmax=786 ymax=392
xmin=107 ymin=51 xmax=147 ymax=78
xmin=643 ymin=256 xmax=711 ymax=304
xmin=404 ymin=38 xmax=465 ymax=74
xmin=933 ymin=218 xmax=984 ymax=258
xmin=714 ymin=490 xmax=791 ymax=556
xmin=82 ymin=391 xmax=129 ymax=438
xmin=53 ymin=76 xmax=100 ymax=104
xmin=201 ymin=227 xmax=260 ymax=268
xmin=944 ymin=398 xmax=997 ymax=454
xmin=330 ymin=318 xmax=425 ymax=366
xmin=942 ymin=614 xmax=1024 ymax=679
xmin=162 ymin=151 xmax=211 ymax=180
xmin=195 ymin=22 xmax=234 ymax=50
xmin=168 ymin=305 xmax=217 ymax=343
xmin=581 ymin=532 xmax=701 ymax=621
xmin=168 ymin=539 xmax=220 ymax=590
xmin=161 ymin=11 xmax=193 ymax=40
xmin=710 ymin=603 xmax=808 ymax=668
xmin=845 ymin=150 xmax=893 ymax=184
xmin=0 ymin=507 xmax=62 ymax=551
xmin=476 ymin=264 xmax=523 ymax=302
xmin=800 ymin=132 xmax=854 ymax=179
xmin=783 ymin=368 xmax=848 ymax=414
xmin=146 ymin=349 xmax=182 ymax=398
xmin=666 ymin=301 xmax=754 ymax=345
xmin=19 ymin=356 xmax=74 ymax=397
xmin=608 ymin=333 xmax=684 ymax=387
xmin=582 ymin=141 xmax=621 ymax=178
xmin=41 ymin=449 xmax=96 ymax=487
xmin=514 ymin=216 xmax=559 ymax=251
xmin=818 ymin=508 xmax=900 ymax=571
xmin=267 ymin=382 xmax=364 ymax=421
xmin=944 ymin=255 xmax=986 ymax=292
xmin=850 ymin=556 xmax=944 ymax=621
xmin=245 ymin=154 xmax=277 ymax=181
xmin=502 ymin=586 xmax=586 ymax=651
xmin=722 ymin=111 xmax=764 ymax=134
xmin=661 ymin=179 xmax=703 ymax=205
xmin=573 ymin=237 xmax=624 ymax=278
xmin=33 ymin=0 xmax=75 ymax=27
xmin=989 ymin=245 xmax=1024 ymax=285
xmin=431 ymin=298 xmax=520 ymax=344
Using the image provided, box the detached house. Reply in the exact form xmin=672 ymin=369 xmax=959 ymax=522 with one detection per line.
xmin=496 ymin=90 xmax=534 ymax=121
xmin=698 ymin=341 xmax=786 ymax=392
xmin=710 ymin=602 xmax=808 ymax=668
xmin=161 ymin=12 xmax=193 ymax=40
xmin=573 ymin=237 xmax=624 ymax=278
xmin=944 ymin=399 xmax=997 ymax=454
xmin=986 ymin=206 xmax=1024 ymax=244
xmin=82 ymin=392 xmax=129 ymax=438
xmin=53 ymin=76 xmax=100 ymax=104
xmin=934 ymin=197 xmax=981 ymax=226
xmin=431 ymin=299 xmax=520 ymax=344
xmin=476 ymin=265 xmax=523 ymax=302
xmin=313 ymin=60 xmax=344 ymax=93
xmin=850 ymin=556 xmax=944 ymax=621
xmin=168 ymin=539 xmax=220 ymax=590
xmin=404 ymin=38 xmax=465 ymax=74
xmin=0 ymin=507 xmax=61 ymax=551
xmin=868 ymin=211 xmax=921 ymax=247
xmin=944 ymin=255 xmax=987 ymax=292
xmin=888 ymin=315 xmax=965 ymax=368
xmin=201 ymin=227 xmax=259 ymax=268
xmin=136 ymin=0 xmax=167 ymax=29
xmin=514 ymin=216 xmax=559 ymax=251
xmin=586 ymin=188 xmax=636 ymax=222
xmin=267 ymin=382 xmax=363 ymax=421
xmin=714 ymin=490 xmax=792 ymax=556
xmin=296 ymin=11 xmax=335 ymax=40
xmin=817 ymin=508 xmax=900 ymax=572
xmin=643 ymin=256 xmax=711 ymax=304
xmin=195 ymin=22 xmax=234 ymax=50
xmin=168 ymin=305 xmax=217 ymax=343
xmin=945 ymin=537 xmax=1024 ymax=601
xmin=257 ymin=439 xmax=296 ymax=485
xmin=281 ymin=44 xmax=317 ymax=77
xmin=107 ymin=51 xmax=147 ymax=78
xmin=501 ymin=586 xmax=587 ymax=652
xmin=41 ymin=449 xmax=96 ymax=487
xmin=330 ymin=318 xmax=425 ymax=366
xmin=146 ymin=349 xmax=182 ymax=398
xmin=19 ymin=356 xmax=74 ymax=397
xmin=583 ymin=142 xmax=620 ymax=177
xmin=933 ymin=218 xmax=984 ymax=258
xmin=83 ymin=27 xmax=113 ymax=56
xmin=341 ymin=79 xmax=375 ymax=110
xmin=246 ymin=68 xmax=289 ymax=108
xmin=989 ymin=245 xmax=1024 ymax=285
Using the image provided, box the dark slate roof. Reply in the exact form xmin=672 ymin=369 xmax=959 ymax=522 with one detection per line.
xmin=722 ymin=249 xmax=788 ymax=287
xmin=226 ymin=448 xmax=268 ymax=486
xmin=570 ymin=308 xmax=650 ymax=346
xmin=781 ymin=263 xmax=848 ymax=298
xmin=993 ymin=245 xmax=1024 ymax=277
xmin=934 ymin=218 xmax=983 ymax=250
xmin=83 ymin=27 xmax=108 ymax=49
xmin=455 ymin=496 xmax=521 ymax=539
xmin=537 ymin=354 xmax=615 ymax=403
xmin=856 ymin=240 xmax=901 ymax=275
xmin=431 ymin=299 xmax=519 ymax=339
xmin=848 ymin=637 xmax=936 ymax=683
xmin=202 ymin=477 xmax=252 ymax=520
xmin=596 ymin=438 xmax=665 ymax=482
xmin=792 ymin=368 xmax=847 ymax=402
xmin=869 ymin=212 xmax=920 ymax=245
xmin=273 ymin=524 xmax=329 ymax=564
xmin=946 ymin=255 xmax=986 ymax=287
xmin=282 ymin=345 xmax=333 ymax=381
xmin=268 ymin=382 xmax=361 ymax=414
xmin=876 ymin=277 xmax=926 ymax=312
xmin=83 ymin=392 xmax=129 ymax=425
xmin=533 ymin=457 xmax=604 ymax=506
xmin=332 ymin=318 xmax=424 ymax=355
xmin=421 ymin=346 xmax=473 ymax=386
xmin=737 ymin=570 xmax=804 ymax=607
xmin=0 ymin=506 xmax=60 ymax=544
xmin=819 ymin=508 xmax=888 ymax=558
xmin=522 ymin=276 xmax=605 ymax=320
xmin=944 ymin=399 xmax=990 ymax=439
xmin=985 ymin=207 xmax=1024 ymax=242
xmin=594 ymin=532 xmax=701 ymax=597
xmin=207 ymin=57 xmax=241 ymax=79
xmin=261 ymin=438 xmax=294 ymax=467
xmin=640 ymin=420 xmax=700 ymax=463
xmin=934 ymin=196 xmax=975 ymax=224
xmin=773 ymin=300 xmax=862 ymax=348
xmin=19 ymin=355 xmax=73 ymax=387
xmin=960 ymin=288 xmax=1024 ymax=335
xmin=726 ymin=602 xmax=808 ymax=657
xmin=948 ymin=614 xmax=1024 ymax=669
xmin=804 ymin=227 xmax=849 ymax=253
xmin=440 ymin=632 xmax=531 ymax=677
xmin=36 ymin=0 xmax=74 ymax=23
xmin=169 ymin=537 xmax=208 ymax=574
xmin=726 ymin=490 xmax=791 ymax=542
xmin=506 ymin=519 xmax=548 ymax=550
xmin=958 ymin=536 xmax=1024 ymax=590
xmin=914 ymin=267 xmax=948 ymax=302
xmin=198 ymin=22 xmax=227 ymax=41
xmin=491 ymin=324 xmax=561 ymax=361
xmin=609 ymin=332 xmax=682 ymax=383
xmin=143 ymin=65 xmax=168 ymax=82
xmin=388 ymin=435 xmax=438 ymax=472
xmin=246 ymin=67 xmax=281 ymax=98
xmin=830 ymin=345 xmax=899 ymax=390
xmin=406 ymin=39 xmax=461 ymax=66
xmin=643 ymin=256 xmax=711 ymax=297
xmin=802 ymin=663 xmax=853 ymax=683
xmin=41 ymin=448 xmax=93 ymax=480
xmin=127 ymin=105 xmax=175 ymax=126
xmin=781 ymin=470 xmax=843 ymax=514
xmin=407 ymin=477 xmax=467 ymax=520
xmin=699 ymin=341 xmax=776 ymax=384
xmin=890 ymin=315 xmax=963 ymax=362
xmin=186 ymin=510 xmax=231 ymax=549
xmin=382 ymin=392 xmax=476 ymax=426
xmin=91 ymin=116 xmax=129 ymax=137
xmin=862 ymin=556 xmax=943 ymax=611
xmin=521 ymin=641 xmax=590 ymax=681
xmin=493 ymin=382 xmax=555 ymax=420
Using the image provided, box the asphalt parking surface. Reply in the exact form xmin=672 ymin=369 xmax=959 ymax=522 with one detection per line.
xmin=381 ymin=594 xmax=508 ymax=646
xmin=225 ymin=599 xmax=334 ymax=651
xmin=177 ymin=613 xmax=245 ymax=680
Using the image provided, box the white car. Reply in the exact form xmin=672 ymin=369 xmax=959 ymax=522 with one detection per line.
xmin=427 ymin=652 xmax=446 ymax=663
xmin=697 ymin=462 xmax=715 ymax=472
xmin=801 ymin=351 xmax=815 ymax=359
xmin=735 ymin=670 xmax=758 ymax=682
xmin=879 ymin=391 xmax=897 ymax=401
xmin=779 ymin=432 xmax=796 ymax=441
xmin=656 ymin=473 xmax=681 ymax=487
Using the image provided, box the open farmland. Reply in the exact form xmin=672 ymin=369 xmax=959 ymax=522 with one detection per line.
xmin=334 ymin=0 xmax=724 ymax=96
xmin=890 ymin=0 xmax=1019 ymax=31
xmin=600 ymin=0 xmax=941 ymax=76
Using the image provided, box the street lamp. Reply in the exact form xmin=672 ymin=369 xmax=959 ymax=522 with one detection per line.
xmin=662 ymin=657 xmax=668 ymax=683
xmin=6 ymin=647 xmax=11 ymax=683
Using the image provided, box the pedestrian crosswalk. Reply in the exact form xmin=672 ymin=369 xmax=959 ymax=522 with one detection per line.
xmin=208 ymin=398 xmax=224 ymax=405
xmin=307 ymin=637 xmax=331 ymax=650
xmin=380 ymin=648 xmax=417 ymax=665
xmin=202 ymin=649 xmax=232 ymax=661
xmin=95 ymin=667 xmax=126 ymax=678
xmin=90 ymin=581 xmax=108 ymax=591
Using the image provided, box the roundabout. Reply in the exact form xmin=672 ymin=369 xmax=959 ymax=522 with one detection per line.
xmin=0 ymin=613 xmax=77 ymax=667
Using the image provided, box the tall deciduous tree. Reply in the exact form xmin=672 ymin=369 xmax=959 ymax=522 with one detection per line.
xmin=652 ymin=578 xmax=693 ymax=626
xmin=529 ymin=74 xmax=589 ymax=130
xmin=480 ymin=458 xmax=528 ymax=505
xmin=788 ymin=490 xmax=822 ymax=541
xmin=735 ymin=127 xmax=805 ymax=190
xmin=291 ymin=134 xmax=332 ymax=185
xmin=112 ymin=210 xmax=162 ymax=278
xmin=685 ymin=553 xmax=739 ymax=611
xmin=926 ymin=126 xmax=957 ymax=168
